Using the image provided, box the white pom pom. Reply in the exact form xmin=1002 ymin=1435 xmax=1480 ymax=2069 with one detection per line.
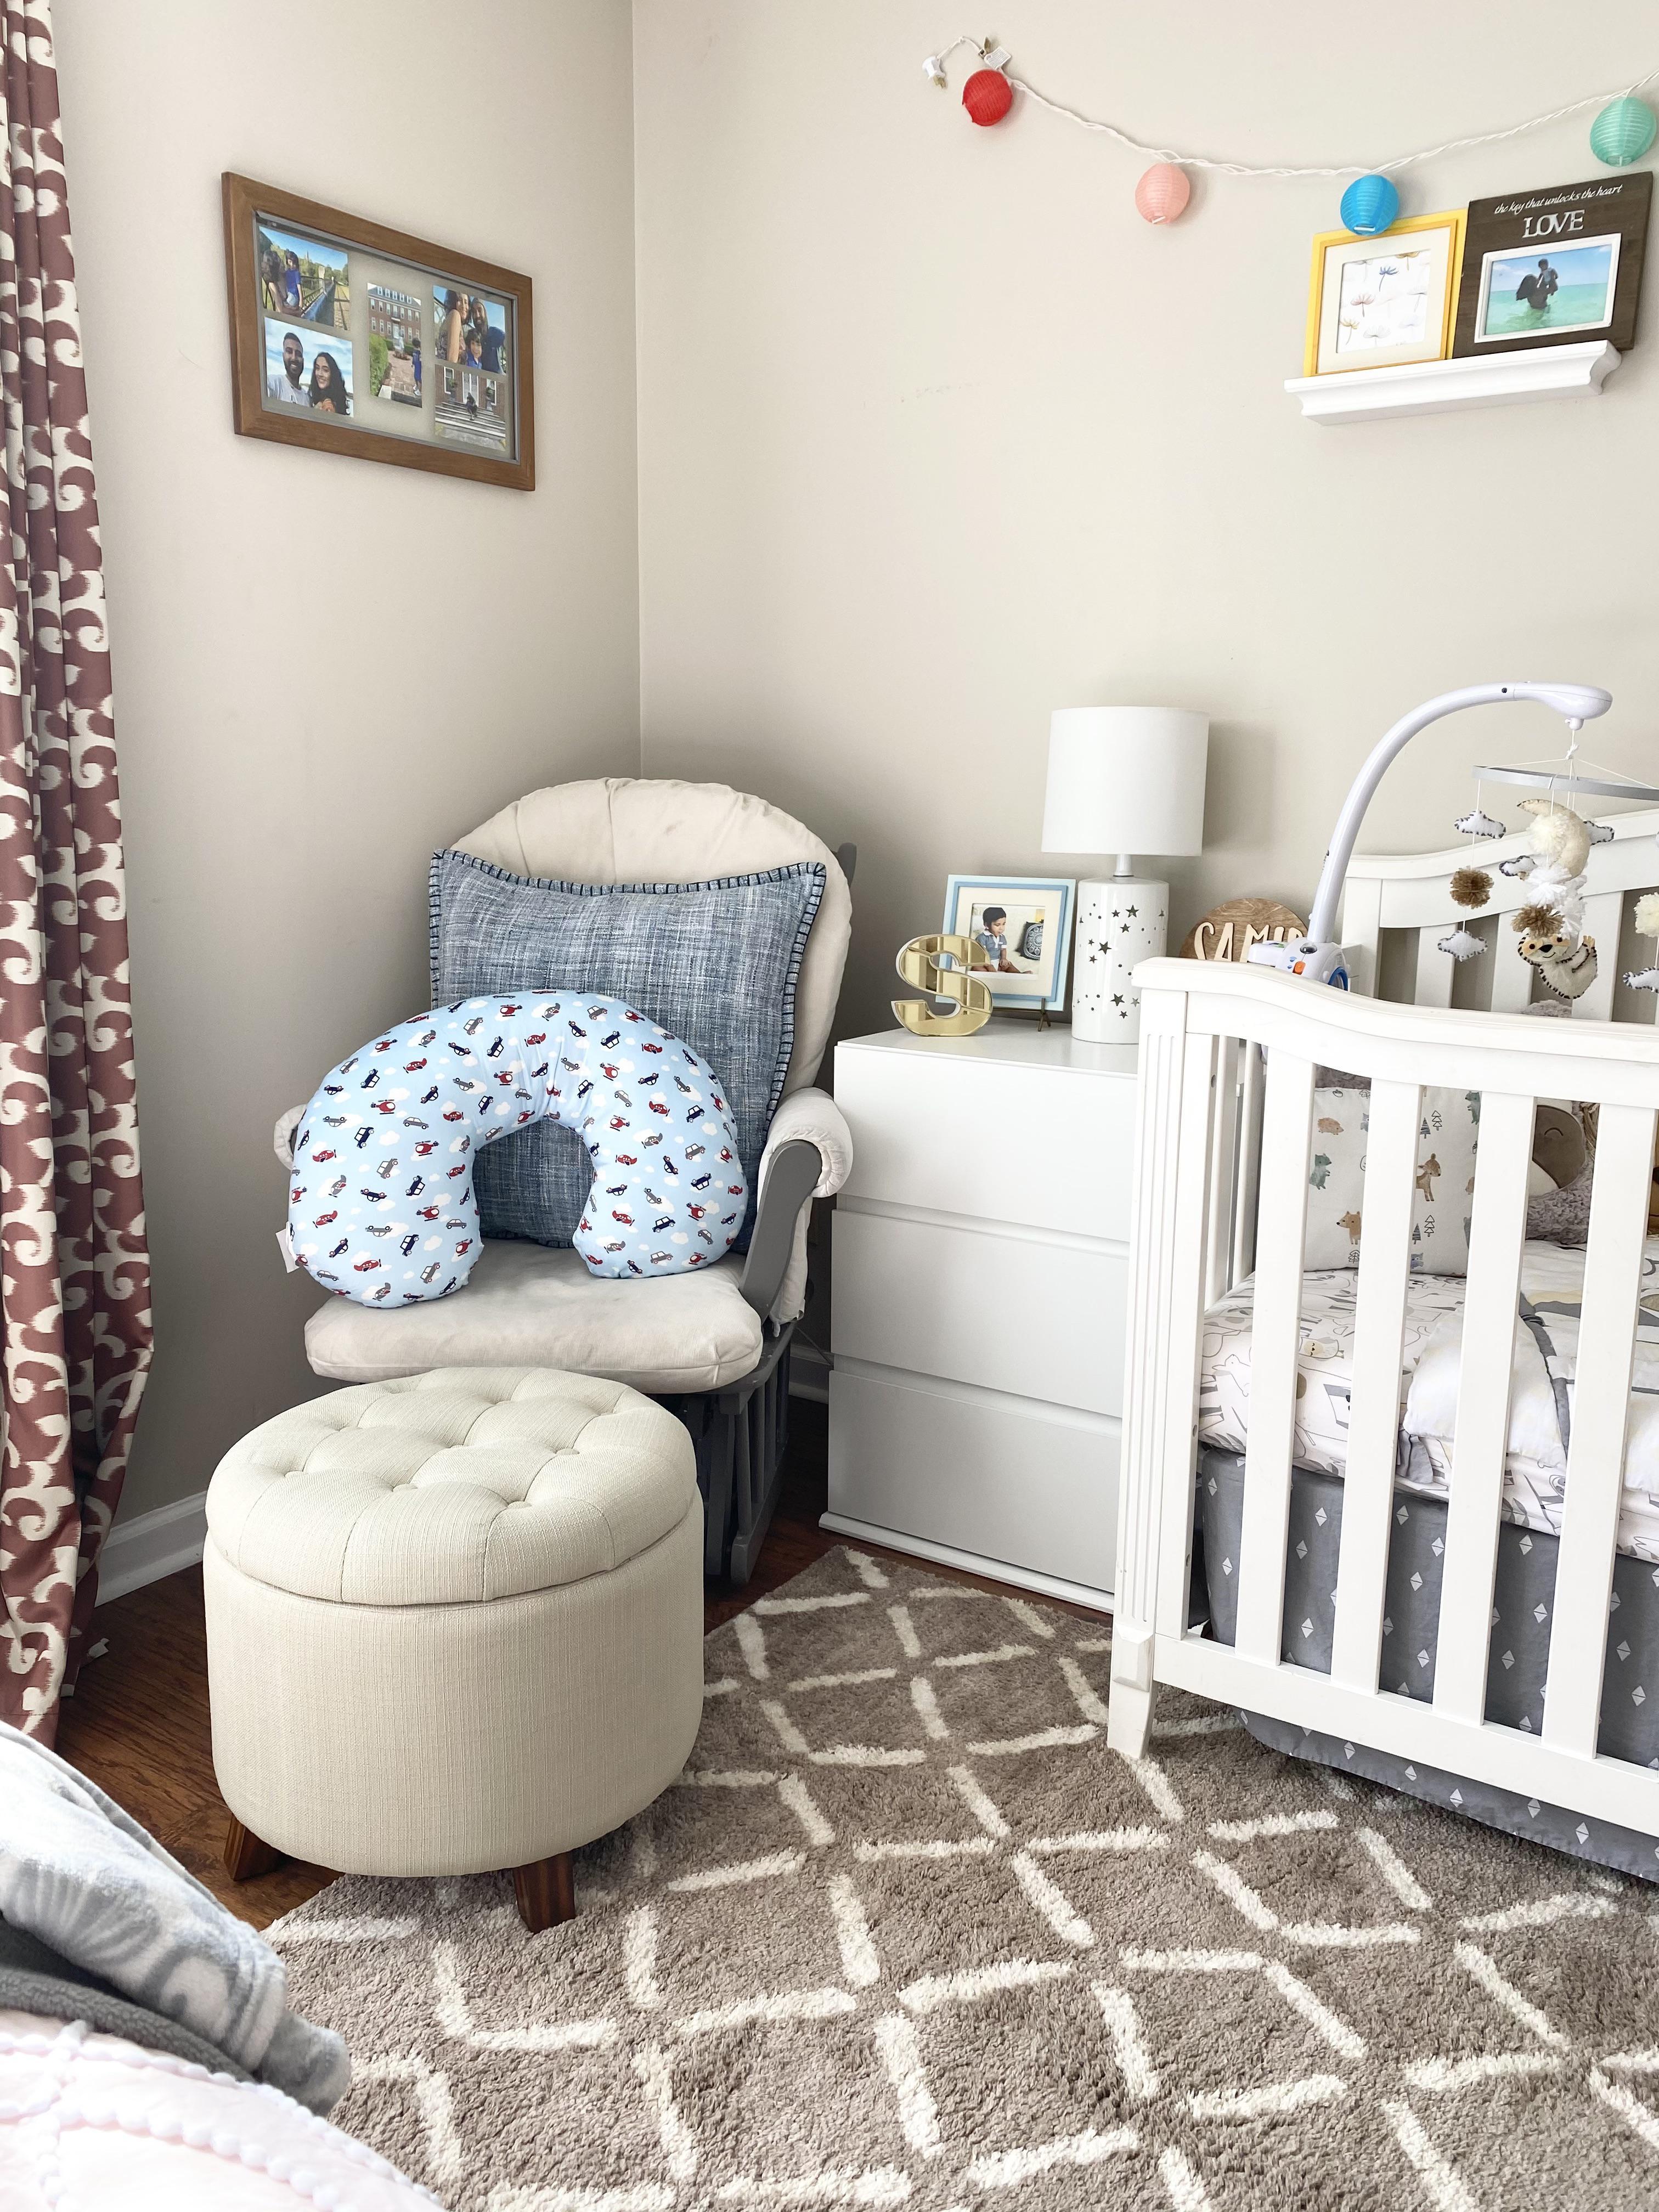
xmin=1635 ymin=891 xmax=1659 ymax=939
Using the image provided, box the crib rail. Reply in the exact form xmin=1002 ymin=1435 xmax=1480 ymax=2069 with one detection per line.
xmin=1109 ymin=958 xmax=1659 ymax=1836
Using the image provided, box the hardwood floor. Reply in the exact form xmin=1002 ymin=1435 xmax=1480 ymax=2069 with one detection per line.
xmin=55 ymin=1397 xmax=1087 ymax=1931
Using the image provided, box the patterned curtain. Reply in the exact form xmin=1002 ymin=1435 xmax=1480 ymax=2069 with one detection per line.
xmin=0 ymin=2 xmax=151 ymax=1742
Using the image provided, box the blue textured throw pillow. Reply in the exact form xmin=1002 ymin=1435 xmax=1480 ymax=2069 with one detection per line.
xmin=429 ymin=850 xmax=825 ymax=1248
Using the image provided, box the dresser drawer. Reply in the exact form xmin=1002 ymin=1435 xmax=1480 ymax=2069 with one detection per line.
xmin=835 ymin=1044 xmax=1135 ymax=1242
xmin=832 ymin=1210 xmax=1126 ymax=1417
xmin=828 ymin=1368 xmax=1117 ymax=1596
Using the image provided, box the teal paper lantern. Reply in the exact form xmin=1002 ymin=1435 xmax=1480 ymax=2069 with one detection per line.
xmin=1590 ymin=95 xmax=1657 ymax=167
xmin=1340 ymin=173 xmax=1400 ymax=236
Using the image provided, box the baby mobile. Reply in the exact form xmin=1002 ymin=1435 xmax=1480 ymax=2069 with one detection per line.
xmin=921 ymin=35 xmax=1659 ymax=229
xmin=1442 ymin=736 xmax=1659 ymax=1007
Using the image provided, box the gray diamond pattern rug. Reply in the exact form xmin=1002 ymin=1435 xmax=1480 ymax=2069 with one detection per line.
xmin=274 ymin=1547 xmax=1659 ymax=2210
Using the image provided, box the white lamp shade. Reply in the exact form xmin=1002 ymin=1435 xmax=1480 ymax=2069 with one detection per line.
xmin=1041 ymin=706 xmax=1209 ymax=857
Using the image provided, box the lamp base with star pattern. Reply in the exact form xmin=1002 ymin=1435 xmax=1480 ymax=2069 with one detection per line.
xmin=1071 ymin=876 xmax=1167 ymax=1043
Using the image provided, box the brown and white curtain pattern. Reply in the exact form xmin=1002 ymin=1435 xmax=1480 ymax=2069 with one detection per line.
xmin=0 ymin=1 xmax=150 ymax=1741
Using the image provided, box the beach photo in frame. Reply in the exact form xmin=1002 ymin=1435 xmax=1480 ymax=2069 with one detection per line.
xmin=223 ymin=173 xmax=534 ymax=490
xmin=1451 ymin=172 xmax=1651 ymax=357
xmin=941 ymin=876 xmax=1075 ymax=1013
xmin=1303 ymin=210 xmax=1465 ymax=377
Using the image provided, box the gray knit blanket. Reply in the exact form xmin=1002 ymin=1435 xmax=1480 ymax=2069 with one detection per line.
xmin=0 ymin=1722 xmax=348 ymax=2112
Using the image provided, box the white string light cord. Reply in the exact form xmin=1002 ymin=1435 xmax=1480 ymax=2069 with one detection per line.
xmin=923 ymin=36 xmax=1659 ymax=178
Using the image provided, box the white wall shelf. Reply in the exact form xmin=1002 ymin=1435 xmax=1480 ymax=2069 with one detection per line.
xmin=1286 ymin=341 xmax=1619 ymax=426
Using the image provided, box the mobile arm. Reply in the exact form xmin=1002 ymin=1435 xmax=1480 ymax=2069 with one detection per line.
xmin=1305 ymin=682 xmax=1611 ymax=946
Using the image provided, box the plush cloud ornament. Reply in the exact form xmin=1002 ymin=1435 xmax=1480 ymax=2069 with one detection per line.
xmin=1437 ymin=926 xmax=1485 ymax=963
xmin=287 ymin=995 xmax=747 ymax=1306
xmin=1625 ymin=891 xmax=1659 ymax=995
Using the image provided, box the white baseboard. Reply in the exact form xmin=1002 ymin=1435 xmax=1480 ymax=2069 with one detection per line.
xmin=98 ymin=1489 xmax=207 ymax=1605
xmin=818 ymin=1512 xmax=1115 ymax=1617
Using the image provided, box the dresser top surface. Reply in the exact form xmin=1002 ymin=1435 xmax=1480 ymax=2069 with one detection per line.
xmin=837 ymin=1019 xmax=1138 ymax=1079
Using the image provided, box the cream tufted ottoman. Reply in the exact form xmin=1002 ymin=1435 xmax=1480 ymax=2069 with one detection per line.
xmin=204 ymin=1368 xmax=703 ymax=1930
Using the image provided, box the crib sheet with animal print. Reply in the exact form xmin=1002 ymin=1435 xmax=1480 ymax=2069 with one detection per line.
xmin=1302 ymin=1084 xmax=1480 ymax=1276
xmin=1198 ymin=1237 xmax=1659 ymax=1562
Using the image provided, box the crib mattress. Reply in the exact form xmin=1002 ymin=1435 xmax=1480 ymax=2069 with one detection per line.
xmin=1198 ymin=1235 xmax=1659 ymax=1564
xmin=1198 ymin=1449 xmax=1659 ymax=1883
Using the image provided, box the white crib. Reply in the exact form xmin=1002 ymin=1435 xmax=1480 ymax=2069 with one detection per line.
xmin=1107 ymin=806 xmax=1659 ymax=1847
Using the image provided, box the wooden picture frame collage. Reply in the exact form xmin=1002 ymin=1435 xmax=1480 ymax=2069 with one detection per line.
xmin=223 ymin=172 xmax=534 ymax=490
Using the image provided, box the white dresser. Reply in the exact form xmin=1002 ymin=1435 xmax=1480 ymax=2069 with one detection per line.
xmin=823 ymin=1020 xmax=1137 ymax=1611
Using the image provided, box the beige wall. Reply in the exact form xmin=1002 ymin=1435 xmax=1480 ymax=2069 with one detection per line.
xmin=57 ymin=1 xmax=641 ymax=1516
xmin=633 ymin=1 xmax=1659 ymax=1044
xmin=56 ymin=3 xmax=1659 ymax=1519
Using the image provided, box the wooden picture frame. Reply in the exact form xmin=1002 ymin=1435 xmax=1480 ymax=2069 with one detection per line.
xmin=1451 ymin=171 xmax=1651 ymax=358
xmin=1302 ymin=210 xmax=1465 ymax=378
xmin=222 ymin=172 xmax=534 ymax=490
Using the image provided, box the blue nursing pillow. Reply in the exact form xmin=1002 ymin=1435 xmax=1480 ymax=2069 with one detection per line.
xmin=287 ymin=993 xmax=748 ymax=1306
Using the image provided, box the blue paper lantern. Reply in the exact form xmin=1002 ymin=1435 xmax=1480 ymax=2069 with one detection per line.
xmin=1340 ymin=173 xmax=1400 ymax=237
xmin=1590 ymin=96 xmax=1657 ymax=167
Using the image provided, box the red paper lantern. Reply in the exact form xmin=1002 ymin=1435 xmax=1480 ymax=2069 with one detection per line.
xmin=962 ymin=67 xmax=1013 ymax=127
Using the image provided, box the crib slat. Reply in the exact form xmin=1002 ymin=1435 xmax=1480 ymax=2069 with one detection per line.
xmin=1234 ymin=1052 xmax=1316 ymax=1666
xmin=1205 ymin=1038 xmax=1241 ymax=1306
xmin=1341 ymin=876 xmax=1383 ymax=997
xmin=1541 ymin=1101 xmax=1656 ymax=1756
xmin=1414 ymin=928 xmax=1455 ymax=1009
xmin=1488 ymin=936 xmax=1536 ymax=1013
xmin=1154 ymin=1032 xmax=1223 ymax=1641
xmin=1330 ymin=1077 xmax=1422 ymax=1693
xmin=1231 ymin=1045 xmax=1265 ymax=1284
xmin=1573 ymin=891 xmax=1624 ymax=1022
xmin=1432 ymin=1090 xmax=1534 ymax=1725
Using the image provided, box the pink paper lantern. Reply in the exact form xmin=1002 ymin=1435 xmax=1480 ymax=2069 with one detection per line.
xmin=1135 ymin=163 xmax=1191 ymax=224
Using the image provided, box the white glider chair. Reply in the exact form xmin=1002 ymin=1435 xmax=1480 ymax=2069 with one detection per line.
xmin=287 ymin=778 xmax=855 ymax=1583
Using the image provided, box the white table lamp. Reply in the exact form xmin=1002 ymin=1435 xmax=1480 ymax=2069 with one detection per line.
xmin=1042 ymin=706 xmax=1209 ymax=1042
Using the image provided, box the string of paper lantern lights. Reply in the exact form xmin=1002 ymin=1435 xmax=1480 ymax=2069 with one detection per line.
xmin=923 ymin=37 xmax=1659 ymax=230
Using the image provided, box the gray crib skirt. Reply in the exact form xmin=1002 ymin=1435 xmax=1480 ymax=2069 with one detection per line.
xmin=1197 ymin=1449 xmax=1659 ymax=1883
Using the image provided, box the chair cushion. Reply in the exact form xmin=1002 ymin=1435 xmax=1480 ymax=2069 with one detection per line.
xmin=430 ymin=848 xmax=821 ymax=1250
xmin=206 ymin=1368 xmax=697 ymax=1605
xmin=452 ymin=777 xmax=852 ymax=1096
xmin=305 ymin=1237 xmax=764 ymax=1391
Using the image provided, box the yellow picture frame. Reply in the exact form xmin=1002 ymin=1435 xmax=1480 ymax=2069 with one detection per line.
xmin=1302 ymin=209 xmax=1466 ymax=378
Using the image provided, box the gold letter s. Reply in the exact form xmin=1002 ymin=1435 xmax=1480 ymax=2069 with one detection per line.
xmin=892 ymin=934 xmax=994 ymax=1036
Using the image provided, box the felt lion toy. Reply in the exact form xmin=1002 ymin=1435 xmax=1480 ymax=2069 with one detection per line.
xmin=1514 ymin=901 xmax=1598 ymax=1001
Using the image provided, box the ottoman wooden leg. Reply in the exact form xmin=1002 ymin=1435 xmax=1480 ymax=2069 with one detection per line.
xmin=224 ymin=1816 xmax=285 ymax=1882
xmin=512 ymin=1851 xmax=576 ymax=1932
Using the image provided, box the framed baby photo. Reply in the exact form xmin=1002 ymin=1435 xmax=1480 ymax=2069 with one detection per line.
xmin=223 ymin=173 xmax=535 ymax=490
xmin=1303 ymin=210 xmax=1465 ymax=377
xmin=1451 ymin=172 xmax=1651 ymax=357
xmin=942 ymin=876 xmax=1075 ymax=1012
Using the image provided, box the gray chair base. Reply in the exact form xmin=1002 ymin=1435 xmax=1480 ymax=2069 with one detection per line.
xmin=658 ymin=1326 xmax=793 ymax=1584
